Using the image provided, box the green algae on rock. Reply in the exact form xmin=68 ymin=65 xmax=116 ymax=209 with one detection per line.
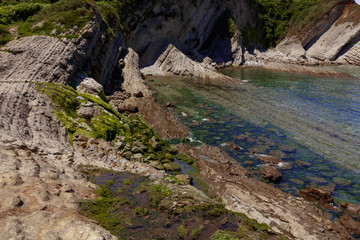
xmin=79 ymin=167 xmax=286 ymax=240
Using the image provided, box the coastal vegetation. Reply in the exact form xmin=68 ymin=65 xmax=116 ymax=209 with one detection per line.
xmin=251 ymin=0 xmax=348 ymax=46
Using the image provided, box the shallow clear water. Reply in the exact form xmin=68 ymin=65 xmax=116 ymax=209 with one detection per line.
xmin=147 ymin=67 xmax=360 ymax=206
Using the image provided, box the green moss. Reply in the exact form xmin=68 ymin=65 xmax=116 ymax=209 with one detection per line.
xmin=132 ymin=207 xmax=149 ymax=217
xmin=178 ymin=224 xmax=189 ymax=238
xmin=123 ymin=178 xmax=132 ymax=186
xmin=211 ymin=230 xmax=239 ymax=240
xmin=176 ymin=154 xmax=194 ymax=165
xmin=147 ymin=184 xmax=171 ymax=207
xmin=163 ymin=175 xmax=186 ymax=185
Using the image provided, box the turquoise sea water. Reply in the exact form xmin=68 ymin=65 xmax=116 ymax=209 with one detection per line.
xmin=147 ymin=67 xmax=360 ymax=206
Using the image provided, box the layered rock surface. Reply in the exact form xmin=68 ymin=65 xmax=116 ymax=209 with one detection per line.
xmin=141 ymin=45 xmax=236 ymax=83
xmin=178 ymin=143 xmax=353 ymax=240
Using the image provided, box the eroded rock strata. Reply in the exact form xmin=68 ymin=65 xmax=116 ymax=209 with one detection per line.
xmin=1 ymin=0 xmax=360 ymax=239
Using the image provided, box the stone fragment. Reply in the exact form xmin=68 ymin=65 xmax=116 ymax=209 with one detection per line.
xmin=164 ymin=162 xmax=181 ymax=172
xmin=339 ymin=215 xmax=360 ymax=235
xmin=225 ymin=142 xmax=243 ymax=151
xmin=149 ymin=161 xmax=165 ymax=170
xmin=299 ymin=186 xmax=334 ymax=204
xmin=77 ymin=77 xmax=104 ymax=97
xmin=175 ymin=174 xmax=192 ymax=184
xmin=256 ymin=154 xmax=292 ymax=170
xmin=131 ymin=153 xmax=144 ymax=162
xmin=341 ymin=202 xmax=360 ymax=217
xmin=261 ymin=166 xmax=283 ymax=183
xmin=279 ymin=145 xmax=296 ymax=154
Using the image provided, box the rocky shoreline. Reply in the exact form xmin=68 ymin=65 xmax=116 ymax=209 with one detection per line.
xmin=1 ymin=0 xmax=360 ymax=239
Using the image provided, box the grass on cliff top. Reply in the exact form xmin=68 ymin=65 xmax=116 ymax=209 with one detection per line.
xmin=0 ymin=0 xmax=95 ymax=46
xmin=252 ymin=0 xmax=347 ymax=46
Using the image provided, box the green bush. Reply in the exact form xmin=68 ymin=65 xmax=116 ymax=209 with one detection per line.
xmin=0 ymin=24 xmax=12 ymax=45
xmin=0 ymin=3 xmax=42 ymax=25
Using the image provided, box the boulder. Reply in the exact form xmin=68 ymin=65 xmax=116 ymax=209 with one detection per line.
xmin=261 ymin=166 xmax=283 ymax=183
xmin=118 ymin=99 xmax=138 ymax=113
xmin=175 ymin=174 xmax=192 ymax=184
xmin=225 ymin=142 xmax=243 ymax=151
xmin=299 ymin=186 xmax=334 ymax=204
xmin=339 ymin=215 xmax=360 ymax=235
xmin=77 ymin=106 xmax=95 ymax=118
xmin=149 ymin=161 xmax=165 ymax=170
xmin=341 ymin=202 xmax=360 ymax=217
xmin=77 ymin=77 xmax=105 ymax=98
xmin=279 ymin=145 xmax=296 ymax=154
xmin=256 ymin=154 xmax=292 ymax=170
xmin=164 ymin=162 xmax=181 ymax=172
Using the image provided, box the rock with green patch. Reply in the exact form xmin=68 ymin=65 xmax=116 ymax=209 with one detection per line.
xmin=131 ymin=153 xmax=144 ymax=162
xmin=164 ymin=162 xmax=181 ymax=172
xmin=149 ymin=161 xmax=166 ymax=170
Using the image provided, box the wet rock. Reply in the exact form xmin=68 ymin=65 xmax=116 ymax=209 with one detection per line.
xmin=163 ymin=162 xmax=181 ymax=172
xmin=289 ymin=179 xmax=305 ymax=185
xmin=175 ymin=174 xmax=192 ymax=184
xmin=246 ymin=137 xmax=257 ymax=143
xmin=249 ymin=145 xmax=268 ymax=154
xmin=299 ymin=186 xmax=334 ymax=204
xmin=341 ymin=202 xmax=360 ymax=217
xmin=307 ymin=175 xmax=327 ymax=183
xmin=261 ymin=166 xmax=283 ymax=183
xmin=295 ymin=160 xmax=311 ymax=166
xmin=333 ymin=177 xmax=352 ymax=186
xmin=225 ymin=142 xmax=243 ymax=151
xmin=339 ymin=215 xmax=360 ymax=235
xmin=244 ymin=161 xmax=255 ymax=166
xmin=279 ymin=145 xmax=296 ymax=154
xmin=233 ymin=134 xmax=248 ymax=140
xmin=269 ymin=150 xmax=286 ymax=159
xmin=256 ymin=154 xmax=292 ymax=170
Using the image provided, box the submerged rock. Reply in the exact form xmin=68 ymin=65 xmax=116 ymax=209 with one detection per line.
xmin=256 ymin=154 xmax=292 ymax=170
xmin=225 ymin=142 xmax=243 ymax=151
xmin=261 ymin=166 xmax=283 ymax=183
xmin=163 ymin=162 xmax=181 ymax=172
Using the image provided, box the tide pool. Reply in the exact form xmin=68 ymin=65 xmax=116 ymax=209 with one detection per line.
xmin=147 ymin=68 xmax=360 ymax=206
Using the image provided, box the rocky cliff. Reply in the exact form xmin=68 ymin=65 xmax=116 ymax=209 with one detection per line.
xmin=1 ymin=0 xmax=360 ymax=239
